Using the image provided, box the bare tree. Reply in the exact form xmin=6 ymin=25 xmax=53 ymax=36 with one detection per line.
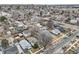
xmin=27 ymin=12 xmax=32 ymax=21
xmin=47 ymin=19 xmax=53 ymax=29
xmin=37 ymin=30 xmax=52 ymax=49
xmin=29 ymin=25 xmax=40 ymax=37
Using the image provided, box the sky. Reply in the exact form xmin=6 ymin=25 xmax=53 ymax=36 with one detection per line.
xmin=0 ymin=0 xmax=79 ymax=4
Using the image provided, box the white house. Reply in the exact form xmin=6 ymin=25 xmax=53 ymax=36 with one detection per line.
xmin=22 ymin=30 xmax=31 ymax=37
xmin=0 ymin=12 xmax=11 ymax=17
xmin=36 ymin=23 xmax=42 ymax=28
xmin=31 ymin=16 xmax=41 ymax=22
xmin=51 ymin=28 xmax=61 ymax=35
xmin=70 ymin=19 xmax=77 ymax=24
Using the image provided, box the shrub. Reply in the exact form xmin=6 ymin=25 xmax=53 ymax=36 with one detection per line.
xmin=33 ymin=43 xmax=39 ymax=49
xmin=0 ymin=16 xmax=7 ymax=22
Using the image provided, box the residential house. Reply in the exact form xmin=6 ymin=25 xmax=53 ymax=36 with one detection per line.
xmin=27 ymin=37 xmax=38 ymax=46
xmin=51 ymin=28 xmax=61 ymax=35
xmin=19 ymin=39 xmax=32 ymax=50
xmin=3 ymin=45 xmax=18 ymax=54
xmin=22 ymin=30 xmax=31 ymax=37
xmin=70 ymin=19 xmax=77 ymax=24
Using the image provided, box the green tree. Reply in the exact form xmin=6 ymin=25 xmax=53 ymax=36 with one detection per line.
xmin=32 ymin=43 xmax=39 ymax=49
xmin=16 ymin=6 xmax=20 ymax=10
xmin=1 ymin=39 xmax=9 ymax=49
xmin=40 ymin=11 xmax=43 ymax=16
xmin=0 ymin=16 xmax=7 ymax=22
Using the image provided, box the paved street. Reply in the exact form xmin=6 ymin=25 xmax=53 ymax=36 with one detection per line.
xmin=42 ymin=31 xmax=79 ymax=54
xmin=54 ymin=20 xmax=79 ymax=30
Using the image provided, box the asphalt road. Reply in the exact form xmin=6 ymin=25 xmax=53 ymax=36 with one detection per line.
xmin=42 ymin=31 xmax=79 ymax=54
xmin=53 ymin=20 xmax=79 ymax=31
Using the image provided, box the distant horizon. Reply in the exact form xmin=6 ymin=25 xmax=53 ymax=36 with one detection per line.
xmin=1 ymin=4 xmax=79 ymax=8
xmin=1 ymin=4 xmax=79 ymax=5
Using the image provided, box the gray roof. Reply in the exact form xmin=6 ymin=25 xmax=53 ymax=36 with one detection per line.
xmin=75 ymin=48 xmax=79 ymax=53
xmin=3 ymin=46 xmax=18 ymax=54
xmin=51 ymin=29 xmax=61 ymax=35
xmin=19 ymin=40 xmax=32 ymax=50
